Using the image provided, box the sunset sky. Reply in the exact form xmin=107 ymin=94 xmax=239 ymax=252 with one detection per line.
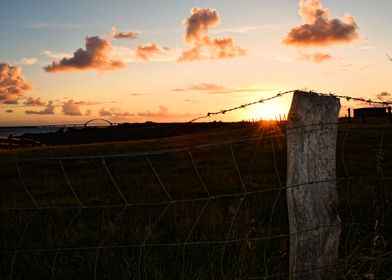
xmin=1 ymin=0 xmax=391 ymax=126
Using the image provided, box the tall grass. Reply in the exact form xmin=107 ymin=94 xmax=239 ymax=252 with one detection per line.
xmin=1 ymin=121 xmax=391 ymax=279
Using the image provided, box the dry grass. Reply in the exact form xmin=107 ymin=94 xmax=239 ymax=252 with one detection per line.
xmin=1 ymin=120 xmax=391 ymax=279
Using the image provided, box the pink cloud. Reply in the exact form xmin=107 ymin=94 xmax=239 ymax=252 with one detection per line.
xmin=110 ymin=27 xmax=139 ymax=40
xmin=137 ymin=105 xmax=198 ymax=120
xmin=179 ymin=8 xmax=247 ymax=62
xmin=173 ymin=83 xmax=271 ymax=94
xmin=299 ymin=51 xmax=333 ymax=63
xmin=376 ymin=92 xmax=392 ymax=103
xmin=183 ymin=7 xmax=220 ymax=44
xmin=62 ymin=99 xmax=82 ymax=116
xmin=44 ymin=36 xmax=126 ymax=72
xmin=283 ymin=0 xmax=359 ymax=47
xmin=25 ymin=101 xmax=55 ymax=115
xmin=0 ymin=63 xmax=33 ymax=104
xmin=99 ymin=107 xmax=134 ymax=118
xmin=136 ymin=43 xmax=168 ymax=61
xmin=24 ymin=96 xmax=46 ymax=106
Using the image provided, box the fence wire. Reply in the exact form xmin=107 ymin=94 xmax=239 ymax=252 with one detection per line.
xmin=1 ymin=93 xmax=392 ymax=279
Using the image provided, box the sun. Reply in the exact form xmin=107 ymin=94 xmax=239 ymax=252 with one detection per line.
xmin=245 ymin=101 xmax=291 ymax=121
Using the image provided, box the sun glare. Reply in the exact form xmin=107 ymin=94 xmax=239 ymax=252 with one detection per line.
xmin=245 ymin=101 xmax=290 ymax=121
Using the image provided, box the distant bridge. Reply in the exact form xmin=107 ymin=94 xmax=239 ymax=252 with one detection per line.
xmin=84 ymin=118 xmax=113 ymax=127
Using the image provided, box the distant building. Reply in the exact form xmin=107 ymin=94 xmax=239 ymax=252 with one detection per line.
xmin=354 ymin=107 xmax=390 ymax=118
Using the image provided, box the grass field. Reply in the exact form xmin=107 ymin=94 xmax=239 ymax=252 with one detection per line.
xmin=1 ymin=120 xmax=392 ymax=279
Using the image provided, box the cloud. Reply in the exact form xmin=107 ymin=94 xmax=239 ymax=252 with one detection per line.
xmin=137 ymin=105 xmax=198 ymax=120
xmin=0 ymin=63 xmax=33 ymax=104
xmin=173 ymin=83 xmax=271 ymax=94
xmin=62 ymin=99 xmax=82 ymax=116
xmin=138 ymin=105 xmax=170 ymax=118
xmin=110 ymin=107 xmax=134 ymax=117
xmin=129 ymin=93 xmax=150 ymax=96
xmin=111 ymin=45 xmax=179 ymax=63
xmin=110 ymin=27 xmax=139 ymax=40
xmin=99 ymin=107 xmax=112 ymax=116
xmin=6 ymin=109 xmax=13 ymax=113
xmin=283 ymin=0 xmax=359 ymax=47
xmin=183 ymin=7 xmax=220 ymax=43
xmin=44 ymin=36 xmax=126 ymax=72
xmin=85 ymin=109 xmax=92 ymax=116
xmin=41 ymin=50 xmax=72 ymax=59
xmin=74 ymin=100 xmax=102 ymax=106
xmin=25 ymin=101 xmax=55 ymax=114
xmin=299 ymin=51 xmax=333 ymax=63
xmin=178 ymin=8 xmax=247 ymax=62
xmin=18 ymin=58 xmax=38 ymax=65
xmin=99 ymin=107 xmax=134 ymax=117
xmin=184 ymin=99 xmax=200 ymax=104
xmin=136 ymin=43 xmax=169 ymax=61
xmin=174 ymin=83 xmax=225 ymax=92
xmin=24 ymin=96 xmax=46 ymax=106
xmin=376 ymin=91 xmax=392 ymax=102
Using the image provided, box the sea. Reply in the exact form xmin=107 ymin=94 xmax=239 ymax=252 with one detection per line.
xmin=0 ymin=127 xmax=63 ymax=137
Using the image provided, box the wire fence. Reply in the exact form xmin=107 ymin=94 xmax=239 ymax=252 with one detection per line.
xmin=189 ymin=90 xmax=392 ymax=123
xmin=1 ymin=91 xmax=392 ymax=279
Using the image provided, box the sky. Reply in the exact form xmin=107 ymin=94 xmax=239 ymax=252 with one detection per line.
xmin=0 ymin=0 xmax=391 ymax=126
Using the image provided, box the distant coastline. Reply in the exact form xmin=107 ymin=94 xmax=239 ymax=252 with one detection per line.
xmin=0 ymin=126 xmax=60 ymax=137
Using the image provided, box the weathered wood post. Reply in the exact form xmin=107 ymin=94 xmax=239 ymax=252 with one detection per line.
xmin=286 ymin=91 xmax=341 ymax=279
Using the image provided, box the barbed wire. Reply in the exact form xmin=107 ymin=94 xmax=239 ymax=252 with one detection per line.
xmin=188 ymin=90 xmax=295 ymax=122
xmin=188 ymin=89 xmax=392 ymax=123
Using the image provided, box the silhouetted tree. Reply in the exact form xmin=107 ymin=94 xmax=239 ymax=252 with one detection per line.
xmin=387 ymin=54 xmax=392 ymax=61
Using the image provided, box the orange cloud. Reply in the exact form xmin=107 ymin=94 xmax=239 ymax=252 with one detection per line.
xmin=136 ymin=105 xmax=200 ymax=121
xmin=136 ymin=105 xmax=197 ymax=120
xmin=44 ymin=36 xmax=126 ymax=73
xmin=173 ymin=83 xmax=271 ymax=94
xmin=299 ymin=51 xmax=333 ymax=63
xmin=62 ymin=99 xmax=82 ymax=116
xmin=283 ymin=0 xmax=359 ymax=47
xmin=136 ymin=43 xmax=168 ymax=61
xmin=25 ymin=101 xmax=55 ymax=114
xmin=376 ymin=92 xmax=392 ymax=103
xmin=24 ymin=96 xmax=46 ymax=106
xmin=183 ymin=7 xmax=220 ymax=43
xmin=174 ymin=83 xmax=225 ymax=92
xmin=207 ymin=37 xmax=247 ymax=59
xmin=179 ymin=8 xmax=247 ymax=62
xmin=99 ymin=107 xmax=134 ymax=117
xmin=0 ymin=63 xmax=33 ymax=104
xmin=99 ymin=107 xmax=112 ymax=116
xmin=19 ymin=58 xmax=38 ymax=65
xmin=85 ymin=109 xmax=92 ymax=116
xmin=74 ymin=100 xmax=102 ymax=106
xmin=110 ymin=27 xmax=139 ymax=40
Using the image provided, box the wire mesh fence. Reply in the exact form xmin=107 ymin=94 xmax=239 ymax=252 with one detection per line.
xmin=1 ymin=125 xmax=391 ymax=279
xmin=1 ymin=91 xmax=392 ymax=279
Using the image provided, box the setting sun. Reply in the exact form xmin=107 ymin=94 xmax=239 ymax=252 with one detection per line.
xmin=1 ymin=1 xmax=391 ymax=279
xmin=1 ymin=0 xmax=391 ymax=126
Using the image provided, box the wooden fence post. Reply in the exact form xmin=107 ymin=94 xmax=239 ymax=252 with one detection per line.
xmin=286 ymin=91 xmax=341 ymax=279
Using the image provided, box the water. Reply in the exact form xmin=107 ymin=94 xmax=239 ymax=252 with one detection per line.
xmin=0 ymin=127 xmax=60 ymax=137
